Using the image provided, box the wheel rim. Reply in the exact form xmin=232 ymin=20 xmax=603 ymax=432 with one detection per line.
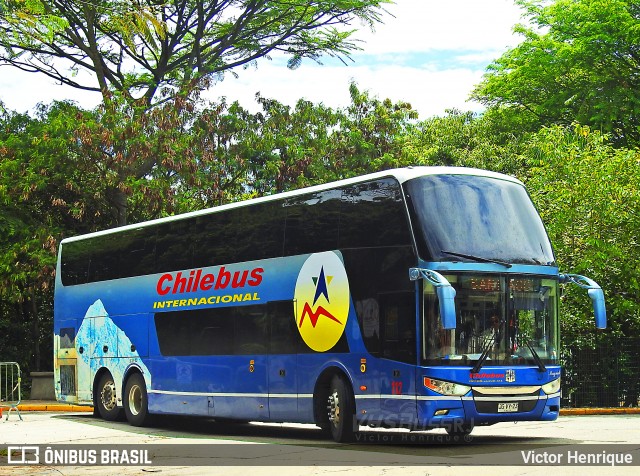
xmin=328 ymin=389 xmax=340 ymax=427
xmin=128 ymin=384 xmax=142 ymax=416
xmin=101 ymin=379 xmax=117 ymax=411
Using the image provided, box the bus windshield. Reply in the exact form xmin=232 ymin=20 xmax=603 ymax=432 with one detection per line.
xmin=423 ymin=274 xmax=560 ymax=367
xmin=405 ymin=174 xmax=555 ymax=265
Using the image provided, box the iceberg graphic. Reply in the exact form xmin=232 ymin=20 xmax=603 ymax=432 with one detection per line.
xmin=74 ymin=299 xmax=151 ymax=404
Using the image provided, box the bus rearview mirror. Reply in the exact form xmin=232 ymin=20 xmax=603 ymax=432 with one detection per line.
xmin=588 ymin=288 xmax=607 ymax=329
xmin=559 ymin=273 xmax=607 ymax=329
xmin=436 ymin=286 xmax=457 ymax=330
xmin=410 ymin=268 xmax=457 ymax=330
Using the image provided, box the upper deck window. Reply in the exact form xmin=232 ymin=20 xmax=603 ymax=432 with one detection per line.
xmin=60 ymin=177 xmax=412 ymax=286
xmin=405 ymin=174 xmax=555 ymax=266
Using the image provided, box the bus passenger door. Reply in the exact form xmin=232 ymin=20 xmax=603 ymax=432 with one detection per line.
xmin=55 ymin=318 xmax=93 ymax=403
xmin=55 ymin=320 xmax=79 ymax=402
xmin=268 ymin=301 xmax=299 ymax=421
xmin=268 ymin=354 xmax=298 ymax=421
xmin=378 ymin=292 xmax=417 ymax=426
xmin=379 ymin=363 xmax=416 ymax=427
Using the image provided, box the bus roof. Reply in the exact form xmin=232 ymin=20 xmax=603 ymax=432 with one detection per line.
xmin=60 ymin=166 xmax=523 ymax=244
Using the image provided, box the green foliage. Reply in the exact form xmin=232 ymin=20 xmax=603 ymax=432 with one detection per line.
xmin=242 ymin=83 xmax=423 ymax=190
xmin=473 ymin=0 xmax=640 ymax=147
xmin=0 ymin=102 xmax=86 ymax=370
xmin=71 ymin=90 xmax=200 ymax=224
xmin=1 ymin=0 xmax=392 ymax=227
xmin=0 ymin=0 xmax=69 ymax=42
xmin=523 ymin=125 xmax=640 ymax=342
xmin=249 ymin=94 xmax=342 ymax=193
xmin=329 ymin=83 xmax=419 ymax=176
xmin=0 ymin=102 xmax=89 ymax=300
xmin=171 ymin=98 xmax=265 ymax=211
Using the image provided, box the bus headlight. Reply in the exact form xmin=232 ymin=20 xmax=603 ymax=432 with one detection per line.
xmin=423 ymin=377 xmax=471 ymax=396
xmin=542 ymin=378 xmax=561 ymax=395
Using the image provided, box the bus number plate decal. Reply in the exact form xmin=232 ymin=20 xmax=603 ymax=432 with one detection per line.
xmin=497 ymin=402 xmax=519 ymax=413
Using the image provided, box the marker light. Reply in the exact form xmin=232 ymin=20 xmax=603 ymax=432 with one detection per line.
xmin=424 ymin=377 xmax=471 ymax=396
xmin=542 ymin=378 xmax=561 ymax=395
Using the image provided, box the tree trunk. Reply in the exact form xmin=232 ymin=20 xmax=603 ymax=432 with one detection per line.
xmin=30 ymin=290 xmax=40 ymax=371
xmin=107 ymin=186 xmax=128 ymax=227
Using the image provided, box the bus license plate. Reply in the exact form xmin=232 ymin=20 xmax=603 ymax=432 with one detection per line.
xmin=497 ymin=402 xmax=519 ymax=413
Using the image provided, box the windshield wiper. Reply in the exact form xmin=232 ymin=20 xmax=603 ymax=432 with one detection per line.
xmin=471 ymin=336 xmax=494 ymax=374
xmin=525 ymin=340 xmax=547 ymax=372
xmin=441 ymin=250 xmax=512 ymax=268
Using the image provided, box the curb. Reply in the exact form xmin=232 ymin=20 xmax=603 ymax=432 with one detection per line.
xmin=12 ymin=403 xmax=94 ymax=413
xmin=560 ymin=407 xmax=640 ymax=415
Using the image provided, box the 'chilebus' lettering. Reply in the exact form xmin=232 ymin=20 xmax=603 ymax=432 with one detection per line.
xmin=156 ymin=266 xmax=263 ymax=296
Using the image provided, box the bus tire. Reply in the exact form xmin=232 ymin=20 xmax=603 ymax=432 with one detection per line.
xmin=124 ymin=372 xmax=152 ymax=427
xmin=327 ymin=375 xmax=357 ymax=442
xmin=96 ymin=372 xmax=123 ymax=421
xmin=445 ymin=422 xmax=474 ymax=439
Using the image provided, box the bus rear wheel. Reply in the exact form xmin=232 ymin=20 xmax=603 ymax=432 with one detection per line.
xmin=96 ymin=372 xmax=123 ymax=421
xmin=327 ymin=375 xmax=356 ymax=442
xmin=124 ymin=372 xmax=152 ymax=426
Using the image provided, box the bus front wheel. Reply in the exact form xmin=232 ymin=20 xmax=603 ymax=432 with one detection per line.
xmin=124 ymin=372 xmax=152 ymax=426
xmin=445 ymin=422 xmax=474 ymax=439
xmin=327 ymin=375 xmax=356 ymax=442
xmin=96 ymin=372 xmax=123 ymax=421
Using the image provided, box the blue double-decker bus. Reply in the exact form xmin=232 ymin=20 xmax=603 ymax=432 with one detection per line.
xmin=53 ymin=167 xmax=606 ymax=441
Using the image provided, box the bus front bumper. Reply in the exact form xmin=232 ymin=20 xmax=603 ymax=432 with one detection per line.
xmin=416 ymin=390 xmax=561 ymax=429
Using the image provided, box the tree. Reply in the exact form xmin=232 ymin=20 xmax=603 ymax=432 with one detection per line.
xmin=472 ymin=0 xmax=640 ymax=147
xmin=1 ymin=0 xmax=390 ymax=226
xmin=72 ymin=90 xmax=200 ymax=224
xmin=248 ymin=93 xmax=342 ymax=193
xmin=329 ymin=82 xmax=419 ymax=177
xmin=0 ymin=101 xmax=90 ymax=371
xmin=523 ymin=125 xmax=640 ymax=341
xmin=188 ymin=84 xmax=423 ymax=197
xmin=522 ymin=125 xmax=640 ymax=407
xmin=0 ymin=0 xmax=390 ymax=107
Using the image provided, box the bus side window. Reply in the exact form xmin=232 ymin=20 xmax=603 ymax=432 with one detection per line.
xmin=59 ymin=327 xmax=76 ymax=349
xmin=155 ymin=312 xmax=191 ymax=356
xmin=339 ymin=179 xmax=411 ymax=249
xmin=270 ymin=301 xmax=298 ymax=354
xmin=234 ymin=309 xmax=269 ymax=355
xmin=88 ymin=234 xmax=121 ymax=282
xmin=120 ymin=228 xmax=157 ymax=278
xmin=356 ymin=299 xmax=381 ymax=356
xmin=192 ymin=310 xmax=234 ymax=355
xmin=61 ymin=240 xmax=92 ymax=285
xmin=157 ymin=303 xmax=296 ymax=356
xmin=379 ymin=292 xmax=416 ymax=364
xmin=345 ymin=246 xmax=416 ymax=363
xmin=284 ymin=191 xmax=340 ymax=256
xmin=237 ymin=202 xmax=286 ymax=262
xmin=193 ymin=202 xmax=286 ymax=267
xmin=155 ymin=220 xmax=193 ymax=273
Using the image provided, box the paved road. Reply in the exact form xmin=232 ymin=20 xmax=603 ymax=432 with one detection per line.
xmin=1 ymin=412 xmax=639 ymax=475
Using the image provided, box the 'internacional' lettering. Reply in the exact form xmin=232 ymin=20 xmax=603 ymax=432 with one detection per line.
xmin=156 ymin=266 xmax=264 ymax=295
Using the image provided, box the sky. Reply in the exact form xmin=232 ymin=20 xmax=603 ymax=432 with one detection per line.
xmin=0 ymin=0 xmax=527 ymax=119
